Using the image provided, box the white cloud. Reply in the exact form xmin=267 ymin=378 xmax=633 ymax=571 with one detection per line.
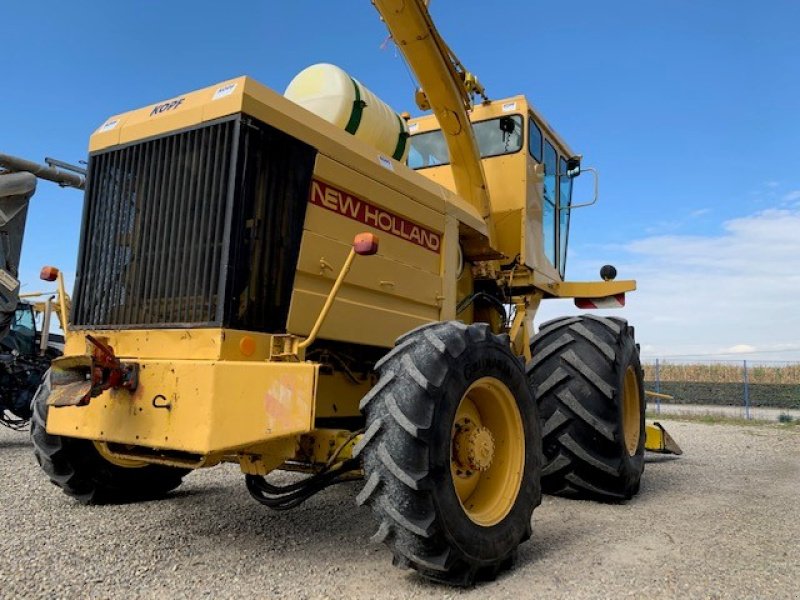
xmin=689 ymin=208 xmax=711 ymax=218
xmin=536 ymin=207 xmax=800 ymax=361
xmin=782 ymin=190 xmax=800 ymax=205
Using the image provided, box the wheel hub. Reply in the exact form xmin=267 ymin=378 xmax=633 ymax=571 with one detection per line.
xmin=453 ymin=420 xmax=495 ymax=473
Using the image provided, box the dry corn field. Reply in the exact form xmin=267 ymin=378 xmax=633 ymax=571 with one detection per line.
xmin=642 ymin=362 xmax=800 ymax=409
xmin=643 ymin=362 xmax=800 ymax=384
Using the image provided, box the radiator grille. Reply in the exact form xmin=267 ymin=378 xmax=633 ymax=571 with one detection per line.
xmin=72 ymin=114 xmax=316 ymax=331
xmin=72 ymin=119 xmax=236 ymax=327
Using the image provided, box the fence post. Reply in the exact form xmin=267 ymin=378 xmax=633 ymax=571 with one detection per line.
xmin=743 ymin=360 xmax=751 ymax=420
xmin=655 ymin=358 xmax=661 ymax=414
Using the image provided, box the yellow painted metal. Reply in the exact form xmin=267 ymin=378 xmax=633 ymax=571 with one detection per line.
xmin=298 ymin=247 xmax=358 ymax=350
xmin=238 ymin=429 xmax=364 ymax=477
xmin=288 ymin=275 xmax=439 ymax=348
xmin=287 ymin=152 xmax=448 ymax=346
xmin=314 ymin=371 xmax=372 ymax=419
xmin=545 ymin=279 xmax=637 ymax=299
xmin=646 ymin=390 xmax=674 ymax=401
xmin=499 ymin=267 xmax=636 ymax=299
xmin=238 ymin=436 xmax=298 ymax=476
xmin=439 ymin=215 xmax=461 ymax=320
xmin=622 ymin=366 xmax=642 ymax=456
xmin=450 ymin=377 xmax=525 ymax=527
xmin=46 ymin=358 xmax=319 ymax=456
xmin=54 ymin=270 xmax=70 ymax=339
xmin=62 ymin=328 xmax=280 ymax=362
xmin=645 ymin=422 xmax=683 ymax=455
xmin=298 ymin=210 xmax=441 ymax=296
xmin=22 ymin=269 xmax=72 ymax=343
xmin=92 ymin=441 xmax=147 ymax=469
xmin=508 ymin=299 xmax=530 ymax=358
xmin=295 ymin=429 xmax=362 ymax=467
xmin=373 ymin=0 xmax=498 ymax=256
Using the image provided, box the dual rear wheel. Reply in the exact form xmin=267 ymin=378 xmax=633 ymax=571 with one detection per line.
xmin=527 ymin=315 xmax=646 ymax=500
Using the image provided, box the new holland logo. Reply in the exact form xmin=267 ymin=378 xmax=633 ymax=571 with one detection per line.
xmin=310 ymin=180 xmax=441 ymax=254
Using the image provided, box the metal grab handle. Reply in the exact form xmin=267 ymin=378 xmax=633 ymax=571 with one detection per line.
xmin=562 ymin=166 xmax=599 ymax=210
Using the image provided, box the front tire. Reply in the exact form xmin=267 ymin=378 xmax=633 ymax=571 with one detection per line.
xmin=357 ymin=321 xmax=541 ymax=585
xmin=30 ymin=371 xmax=189 ymax=505
xmin=526 ymin=315 xmax=645 ymax=501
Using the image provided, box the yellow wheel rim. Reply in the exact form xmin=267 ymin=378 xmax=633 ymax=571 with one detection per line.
xmin=450 ymin=377 xmax=525 ymax=527
xmin=93 ymin=441 xmax=147 ymax=469
xmin=622 ymin=366 xmax=642 ymax=456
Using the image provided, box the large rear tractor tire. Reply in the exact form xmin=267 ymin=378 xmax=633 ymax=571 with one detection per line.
xmin=526 ymin=315 xmax=645 ymax=502
xmin=357 ymin=321 xmax=541 ymax=585
xmin=30 ymin=372 xmax=189 ymax=505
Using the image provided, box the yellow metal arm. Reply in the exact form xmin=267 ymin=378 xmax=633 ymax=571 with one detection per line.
xmin=546 ymin=279 xmax=636 ymax=299
xmin=373 ymin=0 xmax=498 ymax=255
xmin=645 ymin=422 xmax=683 ymax=455
xmin=297 ymin=247 xmax=357 ymax=351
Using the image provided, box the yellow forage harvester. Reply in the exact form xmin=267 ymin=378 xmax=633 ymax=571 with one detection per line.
xmin=31 ymin=0 xmax=679 ymax=586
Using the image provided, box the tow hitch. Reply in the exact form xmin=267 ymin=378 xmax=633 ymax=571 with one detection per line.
xmin=48 ymin=335 xmax=138 ymax=407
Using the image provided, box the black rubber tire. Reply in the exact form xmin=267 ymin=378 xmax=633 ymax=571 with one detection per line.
xmin=526 ymin=314 xmax=645 ymax=502
xmin=30 ymin=371 xmax=189 ymax=505
xmin=356 ymin=321 xmax=541 ymax=586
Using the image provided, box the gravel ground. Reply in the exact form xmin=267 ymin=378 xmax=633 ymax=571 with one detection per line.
xmin=1 ymin=419 xmax=798 ymax=600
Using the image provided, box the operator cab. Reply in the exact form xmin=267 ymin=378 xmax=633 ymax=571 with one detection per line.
xmin=406 ymin=97 xmax=579 ymax=283
xmin=1 ymin=302 xmax=36 ymax=356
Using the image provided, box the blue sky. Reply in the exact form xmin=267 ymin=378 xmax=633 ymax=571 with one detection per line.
xmin=3 ymin=1 xmax=799 ymax=360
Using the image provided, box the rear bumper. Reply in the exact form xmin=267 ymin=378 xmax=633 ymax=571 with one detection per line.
xmin=46 ymin=358 xmax=318 ymax=456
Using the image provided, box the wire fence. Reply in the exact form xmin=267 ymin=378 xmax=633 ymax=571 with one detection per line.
xmin=642 ymin=359 xmax=800 ymax=420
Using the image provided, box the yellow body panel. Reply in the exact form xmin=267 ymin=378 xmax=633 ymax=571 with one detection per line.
xmin=90 ymin=76 xmax=485 ymax=240
xmin=315 ymin=372 xmax=371 ymax=419
xmin=288 ymin=276 xmax=439 ymax=348
xmin=47 ymin=358 xmax=318 ymax=457
xmin=62 ymin=328 xmax=278 ymax=362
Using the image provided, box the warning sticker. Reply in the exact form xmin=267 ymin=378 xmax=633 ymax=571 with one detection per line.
xmin=502 ymin=102 xmax=517 ymax=112
xmin=98 ymin=119 xmax=119 ymax=133
xmin=212 ymin=83 xmax=237 ymax=100
xmin=377 ymin=155 xmax=394 ymax=171
xmin=0 ymin=269 xmax=19 ymax=292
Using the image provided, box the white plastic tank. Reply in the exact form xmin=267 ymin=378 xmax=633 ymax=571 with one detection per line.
xmin=284 ymin=63 xmax=409 ymax=162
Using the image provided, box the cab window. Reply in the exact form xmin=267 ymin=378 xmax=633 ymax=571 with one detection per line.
xmin=542 ymin=140 xmax=558 ymax=266
xmin=12 ymin=305 xmax=34 ymax=335
xmin=407 ymin=115 xmax=523 ymax=169
xmin=11 ymin=305 xmax=36 ymax=355
xmin=529 ymin=118 xmax=543 ymax=162
xmin=407 ymin=131 xmax=449 ymax=169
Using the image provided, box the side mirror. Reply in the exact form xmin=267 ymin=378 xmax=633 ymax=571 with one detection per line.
xmin=499 ymin=116 xmax=516 ymax=134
